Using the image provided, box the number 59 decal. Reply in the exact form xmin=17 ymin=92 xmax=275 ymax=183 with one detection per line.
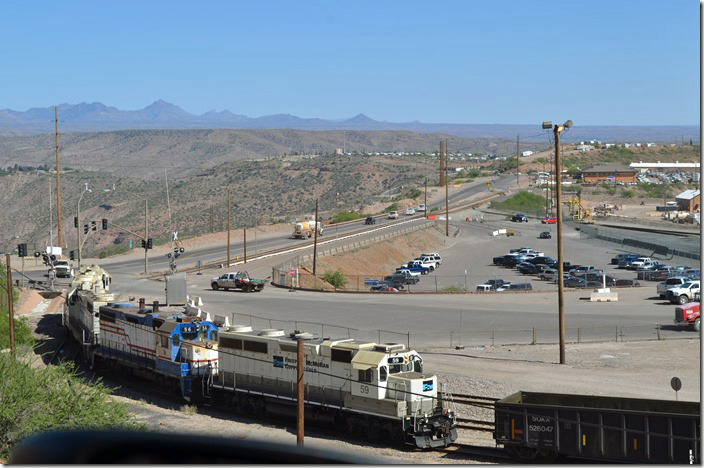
xmin=360 ymin=384 xmax=370 ymax=394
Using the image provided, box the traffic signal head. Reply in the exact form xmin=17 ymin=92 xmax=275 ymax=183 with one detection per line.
xmin=74 ymin=217 xmax=79 ymax=228
xmin=147 ymin=238 xmax=153 ymax=249
xmin=91 ymin=221 xmax=97 ymax=231
xmin=69 ymin=250 xmax=75 ymax=260
xmin=17 ymin=243 xmax=27 ymax=257
xmin=141 ymin=239 xmax=146 ymax=249
xmin=102 ymin=218 xmax=108 ymax=230
xmin=84 ymin=224 xmax=89 ymax=234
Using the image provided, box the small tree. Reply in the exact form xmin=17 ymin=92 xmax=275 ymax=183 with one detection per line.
xmin=322 ymin=270 xmax=348 ymax=289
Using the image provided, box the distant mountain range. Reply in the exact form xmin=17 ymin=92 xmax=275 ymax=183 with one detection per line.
xmin=0 ymin=100 xmax=698 ymax=142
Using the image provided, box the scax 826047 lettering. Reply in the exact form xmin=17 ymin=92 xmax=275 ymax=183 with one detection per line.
xmin=63 ymin=264 xmax=458 ymax=449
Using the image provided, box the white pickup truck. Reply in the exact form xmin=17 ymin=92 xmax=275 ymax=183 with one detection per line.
xmin=666 ymin=280 xmax=700 ymax=305
xmin=627 ymin=257 xmax=656 ymax=270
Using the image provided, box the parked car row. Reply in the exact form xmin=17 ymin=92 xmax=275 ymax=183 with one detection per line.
xmin=656 ymin=276 xmax=701 ymax=304
xmin=492 ymin=247 xmax=639 ymax=289
xmin=368 ymin=253 xmax=442 ymax=291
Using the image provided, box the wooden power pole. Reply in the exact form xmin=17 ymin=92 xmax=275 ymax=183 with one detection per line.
xmin=424 ymin=179 xmax=428 ymax=219
xmin=516 ymin=133 xmax=520 ymax=187
xmin=296 ymin=338 xmax=305 ymax=446
xmin=55 ymin=107 xmax=63 ymax=250
xmin=227 ymin=190 xmax=231 ymax=267
xmin=439 ymin=140 xmax=445 ymax=186
xmin=312 ymin=199 xmax=319 ymax=275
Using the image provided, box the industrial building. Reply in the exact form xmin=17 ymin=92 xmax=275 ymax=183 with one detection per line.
xmin=580 ymin=164 xmax=638 ymax=183
xmin=675 ymin=189 xmax=700 ymax=212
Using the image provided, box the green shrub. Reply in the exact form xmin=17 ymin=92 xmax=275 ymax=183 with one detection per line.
xmin=621 ymin=189 xmax=635 ymax=198
xmin=491 ymin=191 xmax=546 ymax=213
xmin=0 ymin=355 xmax=143 ymax=459
xmin=322 ymin=270 xmax=348 ymax=289
xmin=383 ymin=203 xmax=400 ymax=213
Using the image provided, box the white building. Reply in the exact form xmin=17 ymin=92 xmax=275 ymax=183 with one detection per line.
xmin=521 ymin=151 xmax=534 ymax=157
xmin=576 ymin=144 xmax=594 ymax=152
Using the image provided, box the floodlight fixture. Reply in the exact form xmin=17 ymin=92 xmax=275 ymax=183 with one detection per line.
xmin=564 ymin=120 xmax=573 ymax=128
xmin=542 ymin=121 xmax=552 ymax=129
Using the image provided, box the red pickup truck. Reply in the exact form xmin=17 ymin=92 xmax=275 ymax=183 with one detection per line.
xmin=674 ymin=302 xmax=700 ymax=332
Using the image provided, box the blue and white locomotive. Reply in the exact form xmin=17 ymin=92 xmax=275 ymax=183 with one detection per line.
xmin=64 ymin=265 xmax=219 ymax=401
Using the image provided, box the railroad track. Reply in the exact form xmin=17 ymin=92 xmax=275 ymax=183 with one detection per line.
xmin=455 ymin=417 xmax=495 ymax=432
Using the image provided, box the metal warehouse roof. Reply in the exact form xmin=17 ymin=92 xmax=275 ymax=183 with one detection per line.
xmin=580 ymin=164 xmax=637 ymax=173
xmin=675 ymin=189 xmax=700 ymax=200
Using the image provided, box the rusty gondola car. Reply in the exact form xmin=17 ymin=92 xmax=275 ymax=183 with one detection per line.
xmin=495 ymin=391 xmax=700 ymax=463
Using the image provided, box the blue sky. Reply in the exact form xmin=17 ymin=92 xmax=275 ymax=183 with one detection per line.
xmin=0 ymin=1 xmax=699 ymax=125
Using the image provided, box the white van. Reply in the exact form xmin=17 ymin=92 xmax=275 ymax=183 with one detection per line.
xmin=476 ymin=284 xmax=494 ymax=292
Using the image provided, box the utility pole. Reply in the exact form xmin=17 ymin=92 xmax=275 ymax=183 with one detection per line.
xmin=312 ymin=199 xmax=319 ymax=275
xmin=516 ymin=134 xmax=520 ymax=187
xmin=227 ymin=190 xmax=231 ymax=267
xmin=210 ymin=205 xmax=214 ymax=233
xmin=244 ymin=228 xmax=247 ymax=263
xmin=554 ymin=124 xmax=566 ymax=365
xmin=5 ymin=254 xmax=15 ymax=358
xmin=424 ymin=179 xmax=428 ymax=219
xmin=445 ymin=139 xmax=449 ymax=236
xmin=55 ymin=107 xmax=63 ymax=250
xmin=439 ymin=140 xmax=445 ymax=186
xmin=542 ymin=120 xmax=572 ymax=365
xmin=144 ymin=198 xmax=149 ymax=274
xmin=296 ymin=337 xmax=305 ymax=446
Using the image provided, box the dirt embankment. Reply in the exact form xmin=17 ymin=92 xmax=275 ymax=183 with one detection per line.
xmin=296 ymin=226 xmax=446 ymax=290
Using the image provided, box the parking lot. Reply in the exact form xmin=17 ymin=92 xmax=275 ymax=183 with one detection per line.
xmin=382 ymin=211 xmax=667 ymax=293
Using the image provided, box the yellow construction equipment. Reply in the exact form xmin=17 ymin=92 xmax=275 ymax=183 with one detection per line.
xmin=568 ymin=196 xmax=593 ymax=222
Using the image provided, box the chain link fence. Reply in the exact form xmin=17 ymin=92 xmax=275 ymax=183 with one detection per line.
xmin=576 ymin=223 xmax=700 ymax=264
xmin=225 ymin=310 xmax=698 ymax=349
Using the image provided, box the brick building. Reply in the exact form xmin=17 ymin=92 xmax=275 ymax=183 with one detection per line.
xmin=580 ymin=164 xmax=638 ymax=183
xmin=675 ymin=189 xmax=700 ymax=212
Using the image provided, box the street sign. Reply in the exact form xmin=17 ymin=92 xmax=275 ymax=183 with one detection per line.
xmin=289 ymin=269 xmax=296 ymax=277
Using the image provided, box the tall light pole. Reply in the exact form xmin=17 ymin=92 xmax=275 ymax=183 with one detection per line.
xmin=445 ymin=138 xmax=449 ymax=236
xmin=542 ymin=119 xmax=573 ymax=365
xmin=76 ymin=183 xmax=92 ymax=269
